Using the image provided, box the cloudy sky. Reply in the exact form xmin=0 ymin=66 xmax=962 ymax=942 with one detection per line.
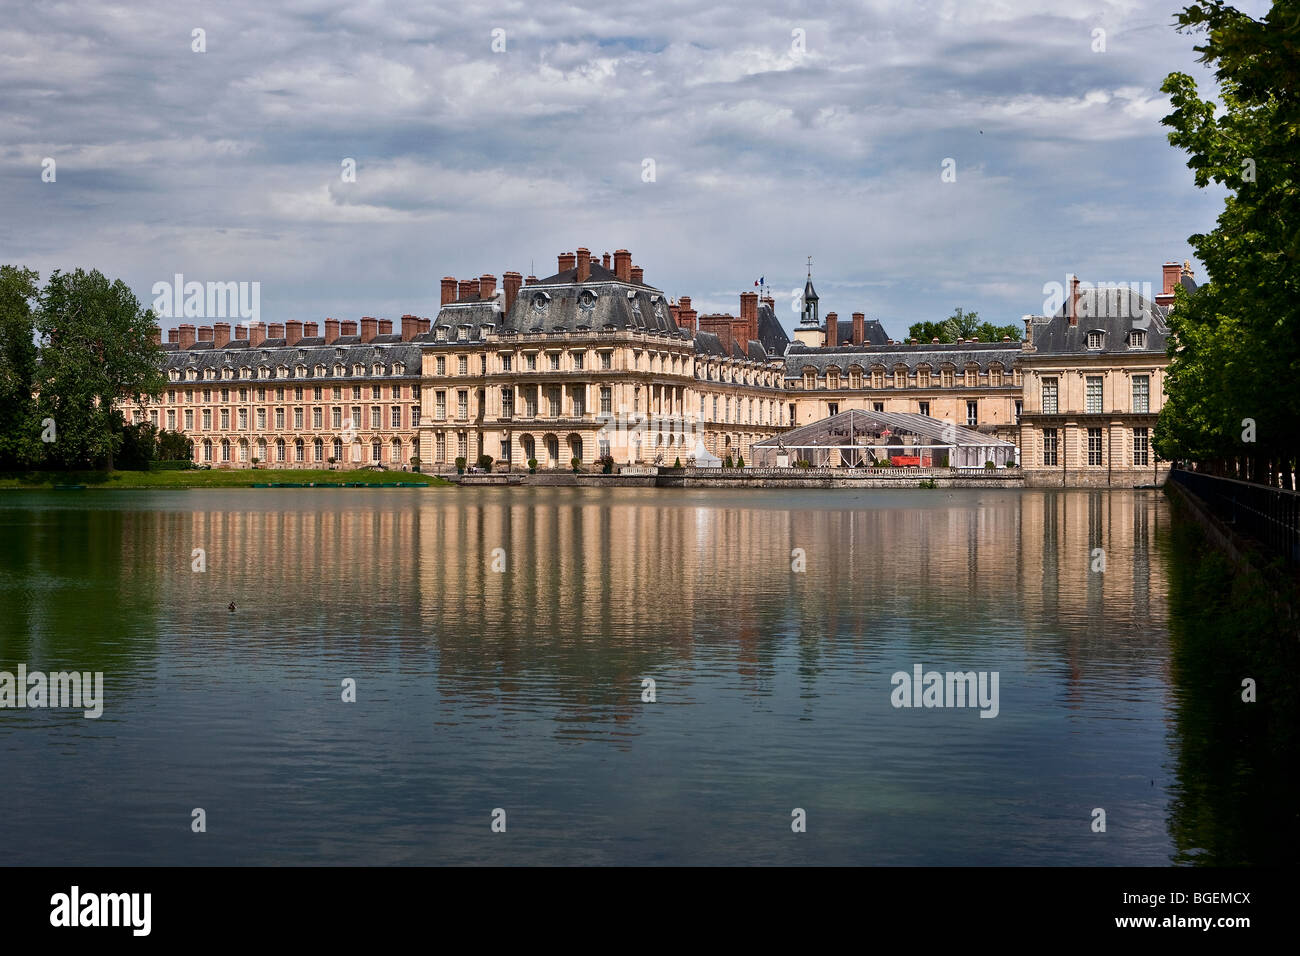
xmin=0 ymin=0 xmax=1260 ymax=340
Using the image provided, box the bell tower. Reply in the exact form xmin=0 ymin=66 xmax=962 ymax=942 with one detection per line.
xmin=794 ymin=257 xmax=824 ymax=348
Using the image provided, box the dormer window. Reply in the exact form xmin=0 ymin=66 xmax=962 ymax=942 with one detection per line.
xmin=1087 ymin=330 xmax=1104 ymax=350
xmin=457 ymin=326 xmax=469 ymax=342
xmin=531 ymin=292 xmax=550 ymax=312
xmin=1128 ymin=330 xmax=1146 ymax=349
xmin=435 ymin=326 xmax=447 ymax=342
xmin=578 ymin=290 xmax=596 ymax=311
xmin=373 ymin=363 xmax=383 ymax=376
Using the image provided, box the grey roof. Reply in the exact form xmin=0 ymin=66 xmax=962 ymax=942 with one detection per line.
xmin=783 ymin=342 xmax=1021 ymax=377
xmin=754 ymin=409 xmax=1016 ymax=449
xmin=824 ymin=318 xmax=889 ymax=347
xmin=803 ymin=277 xmax=818 ymax=302
xmin=756 ymin=302 xmax=791 ymax=356
xmin=1030 ymin=283 xmax=1175 ymax=355
xmin=162 ymin=340 xmax=423 ymax=377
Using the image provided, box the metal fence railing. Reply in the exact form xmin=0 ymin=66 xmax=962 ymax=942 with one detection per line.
xmin=1170 ymin=468 xmax=1300 ymax=566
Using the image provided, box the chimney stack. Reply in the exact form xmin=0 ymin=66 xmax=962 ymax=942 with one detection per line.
xmin=825 ymin=312 xmax=839 ymax=348
xmin=479 ymin=274 xmax=497 ymax=300
xmin=214 ymin=322 xmax=231 ymax=347
xmin=379 ymin=319 xmax=393 ymax=336
xmin=761 ymin=294 xmax=775 ymax=312
xmin=740 ymin=291 xmax=758 ymax=343
xmin=525 ymin=275 xmax=539 ymax=286
xmin=401 ymin=314 xmax=420 ymax=341
xmin=178 ymin=325 xmax=197 ymax=348
xmin=360 ymin=317 xmax=378 ymax=342
xmin=852 ymin=313 xmax=865 ymax=346
xmin=248 ymin=322 xmax=265 ymax=347
xmin=558 ymin=251 xmax=576 ymax=274
xmin=678 ymin=296 xmax=697 ymax=332
xmin=1068 ymin=274 xmax=1081 ymax=327
xmin=630 ymin=265 xmax=644 ymax=284
xmin=1155 ymin=261 xmax=1181 ymax=311
xmin=324 ymin=318 xmax=340 ymax=344
xmin=417 ymin=318 xmax=431 ymax=334
xmin=441 ymin=277 xmax=458 ymax=306
xmin=458 ymin=279 xmax=476 ymax=301
xmin=304 ymin=322 xmax=318 ymax=338
xmin=602 ymin=252 xmax=611 ymax=271
xmin=576 ymin=248 xmax=591 ymax=283
xmin=234 ymin=324 xmax=248 ymax=341
xmin=341 ymin=320 xmax=358 ymax=337
xmin=503 ymin=271 xmax=522 ymax=313
xmin=167 ymin=328 xmax=179 ymax=344
xmin=285 ymin=320 xmax=303 ymax=346
xmin=267 ymin=322 xmax=284 ymax=340
xmin=613 ymin=249 xmax=632 ymax=282
xmin=150 ymin=325 xmax=162 ymax=346
xmin=198 ymin=325 xmax=213 ymax=342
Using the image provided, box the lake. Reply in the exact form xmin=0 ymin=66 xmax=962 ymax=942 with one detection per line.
xmin=0 ymin=487 xmax=1292 ymax=865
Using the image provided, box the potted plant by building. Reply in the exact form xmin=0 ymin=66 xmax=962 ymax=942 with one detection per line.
xmin=478 ymin=454 xmax=493 ymax=473
xmin=597 ymin=454 xmax=614 ymax=474
xmin=455 ymin=456 xmax=467 ymax=475
xmin=673 ymin=456 xmax=682 ymax=469
xmin=723 ymin=454 xmax=734 ymax=468
xmin=251 ymin=457 xmax=260 ymax=469
xmin=325 ymin=456 xmax=334 ymax=471
xmin=571 ymin=456 xmax=582 ymax=473
xmin=528 ymin=457 xmax=538 ymax=474
xmin=410 ymin=455 xmax=421 ymax=473
xmin=736 ymin=455 xmax=745 ymax=469
xmin=985 ymin=460 xmax=996 ymax=470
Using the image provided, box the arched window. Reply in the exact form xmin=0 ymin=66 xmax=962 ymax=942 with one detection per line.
xmin=220 ymin=439 xmax=230 ymax=462
xmin=314 ymin=438 xmax=324 ymax=462
xmin=256 ymin=438 xmax=267 ymax=461
xmin=391 ymin=438 xmax=402 ymax=462
xmin=371 ymin=439 xmax=381 ymax=461
xmin=871 ymin=367 xmax=885 ymax=389
xmin=275 ymin=438 xmax=286 ymax=462
xmin=294 ymin=439 xmax=304 ymax=462
xmin=202 ymin=439 xmax=213 ymax=462
xmin=332 ymin=438 xmax=343 ymax=461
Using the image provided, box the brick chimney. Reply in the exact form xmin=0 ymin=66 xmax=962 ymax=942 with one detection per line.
xmin=285 ymin=320 xmax=303 ymax=345
xmin=1155 ymin=261 xmax=1180 ymax=311
xmin=341 ymin=320 xmax=358 ymax=337
xmin=525 ymin=275 xmax=539 ymax=286
xmin=248 ymin=322 xmax=264 ymax=347
xmin=479 ymin=274 xmax=496 ymax=300
xmin=197 ymin=325 xmax=213 ymax=342
xmin=150 ymin=325 xmax=162 ymax=345
xmin=1068 ymin=274 xmax=1081 ymax=327
xmin=304 ymin=322 xmax=318 ymax=338
xmin=417 ymin=318 xmax=430 ymax=334
xmin=678 ymin=296 xmax=697 ymax=332
xmin=558 ymin=251 xmax=576 ymax=274
xmin=825 ymin=312 xmax=839 ymax=347
xmin=852 ymin=313 xmax=865 ymax=346
xmin=761 ymin=294 xmax=774 ymax=312
xmin=576 ymin=248 xmax=591 ymax=283
xmin=178 ymin=324 xmax=196 ymax=348
xmin=740 ymin=291 xmax=758 ymax=343
xmin=613 ymin=249 xmax=632 ymax=282
xmin=167 ymin=328 xmax=179 ymax=344
xmin=602 ymin=252 xmax=611 ymax=271
xmin=630 ymin=265 xmax=644 ymax=284
xmin=214 ymin=322 xmax=231 ymax=347
xmin=503 ymin=272 xmax=522 ymax=313
xmin=379 ymin=319 xmax=393 ymax=335
xmin=360 ymin=317 xmax=378 ymax=342
xmin=401 ymin=314 xmax=419 ymax=341
xmin=268 ymin=323 xmax=284 ymax=340
xmin=324 ymin=318 xmax=340 ymax=344
xmin=458 ymin=279 xmax=476 ymax=301
xmin=234 ymin=324 xmax=248 ymax=341
xmin=441 ymin=277 xmax=458 ymax=306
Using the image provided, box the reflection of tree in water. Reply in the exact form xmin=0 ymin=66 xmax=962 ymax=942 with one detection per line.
xmin=1161 ymin=513 xmax=1300 ymax=865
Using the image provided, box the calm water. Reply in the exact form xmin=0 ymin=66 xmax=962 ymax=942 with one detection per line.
xmin=0 ymin=487 xmax=1292 ymax=865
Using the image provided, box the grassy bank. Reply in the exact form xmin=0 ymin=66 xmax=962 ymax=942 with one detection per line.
xmin=0 ymin=468 xmax=452 ymax=489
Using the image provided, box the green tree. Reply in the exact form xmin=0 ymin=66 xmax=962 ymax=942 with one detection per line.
xmin=157 ymin=429 xmax=193 ymax=461
xmin=35 ymin=269 xmax=165 ymax=469
xmin=908 ymin=308 xmax=1020 ymax=343
xmin=0 ymin=265 xmax=43 ymax=469
xmin=1154 ymin=1 xmax=1300 ymax=487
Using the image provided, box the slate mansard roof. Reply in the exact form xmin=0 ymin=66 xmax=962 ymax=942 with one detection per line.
xmin=1029 ymin=283 xmax=1178 ymax=356
xmin=782 ymin=341 xmax=1021 ymax=378
xmin=160 ymin=339 xmax=423 ymax=377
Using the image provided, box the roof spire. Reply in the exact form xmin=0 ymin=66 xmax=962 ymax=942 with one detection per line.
xmin=807 ymin=255 xmax=813 ymax=278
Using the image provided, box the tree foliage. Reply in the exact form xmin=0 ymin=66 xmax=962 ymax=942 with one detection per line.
xmin=0 ymin=265 xmax=43 ymax=469
xmin=908 ymin=307 xmax=1022 ymax=343
xmin=1154 ymin=1 xmax=1300 ymax=486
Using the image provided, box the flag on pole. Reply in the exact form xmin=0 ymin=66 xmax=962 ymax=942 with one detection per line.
xmin=754 ymin=276 xmax=764 ymax=287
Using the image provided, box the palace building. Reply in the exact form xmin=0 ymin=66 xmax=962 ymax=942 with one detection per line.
xmin=126 ymin=250 xmax=1183 ymax=485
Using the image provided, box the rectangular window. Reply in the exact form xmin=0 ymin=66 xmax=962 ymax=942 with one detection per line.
xmin=600 ymin=352 xmax=612 ymax=370
xmin=1133 ymin=427 xmax=1149 ymax=466
xmin=458 ymin=355 xmax=468 ymax=376
xmin=333 ymin=387 xmax=341 ymax=400
xmin=202 ymin=409 xmax=212 ymax=430
xmin=352 ymin=386 xmax=362 ymax=400
xmin=1043 ymin=428 xmax=1058 ymax=466
xmin=827 ymin=402 xmax=838 ymax=417
xmin=256 ymin=408 xmax=266 ymax=430
xmin=1087 ymin=427 xmax=1103 ymax=466
xmin=275 ymin=408 xmax=285 ymax=429
xmin=370 ymin=407 xmax=381 ymax=429
xmin=411 ymin=407 xmax=420 ymax=426
xmin=458 ymin=433 xmax=467 ymax=458
xmin=435 ymin=391 xmax=446 ymax=419
xmin=1132 ymin=374 xmax=1150 ymax=413
xmin=294 ymin=387 xmax=303 ymax=401
xmin=220 ymin=409 xmax=230 ymax=430
xmin=295 ymin=441 xmax=305 ymax=462
xmin=918 ymin=401 xmax=930 ymax=416
xmin=572 ymin=391 xmax=584 ymax=417
xmin=1086 ymin=376 xmax=1103 ymax=414
xmin=966 ymin=400 xmax=978 ymax=426
xmin=294 ymin=408 xmax=303 ymax=429
xmin=502 ymin=387 xmax=514 ymax=417
xmin=548 ymin=352 xmax=560 ymax=371
xmin=1042 ymin=378 xmax=1058 ymax=415
xmin=547 ymin=387 xmax=561 ymax=417
xmin=371 ymin=385 xmax=381 ymax=400
xmin=572 ymin=351 xmax=584 ymax=370
xmin=436 ymin=356 xmax=446 ymax=375
xmin=457 ymin=390 xmax=468 ymax=419
xmin=167 ymin=410 xmax=177 ymax=430
xmin=1014 ymin=400 xmax=1022 ymax=422
xmin=332 ymin=407 xmax=342 ymax=429
xmin=313 ymin=408 xmax=322 ymax=429
xmin=390 ymin=406 xmax=401 ymax=429
xmin=501 ymin=354 xmax=512 ymax=372
xmin=526 ymin=354 xmax=537 ymax=371
xmin=351 ymin=406 xmax=361 ymax=431
xmin=238 ymin=409 xmax=248 ymax=430
xmin=873 ymin=402 xmax=884 ymax=413
xmin=436 ymin=433 xmax=446 ymax=462
xmin=600 ymin=387 xmax=612 ymax=414
xmin=314 ymin=387 xmax=322 ymax=401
